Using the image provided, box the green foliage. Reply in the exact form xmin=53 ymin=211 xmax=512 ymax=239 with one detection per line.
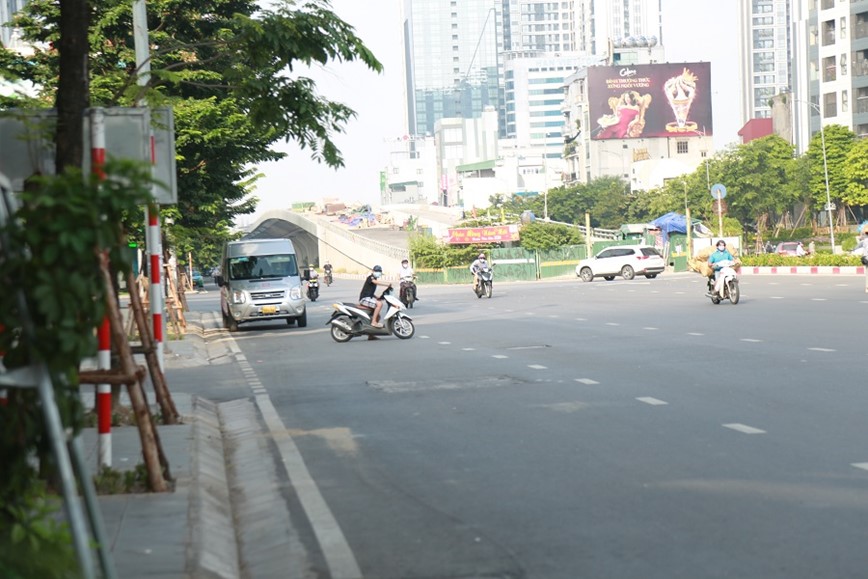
xmin=519 ymin=221 xmax=583 ymax=251
xmin=807 ymin=124 xmax=855 ymax=209
xmin=5 ymin=0 xmax=383 ymax=269
xmin=409 ymin=233 xmax=485 ymax=268
xmin=0 ymin=162 xmax=152 ymax=574
xmin=740 ymin=252 xmax=863 ymax=267
xmin=0 ymin=481 xmax=80 ymax=579
xmin=843 ymin=138 xmax=868 ymax=207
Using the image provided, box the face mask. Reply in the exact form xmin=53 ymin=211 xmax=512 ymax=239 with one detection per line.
xmin=717 ymin=246 xmax=725 ymax=251
xmin=373 ymin=272 xmax=382 ymax=278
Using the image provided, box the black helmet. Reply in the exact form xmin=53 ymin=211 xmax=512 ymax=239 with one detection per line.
xmin=373 ymin=265 xmax=383 ymax=272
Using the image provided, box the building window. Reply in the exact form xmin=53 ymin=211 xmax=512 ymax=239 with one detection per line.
xmin=822 ymin=19 xmax=835 ymax=46
xmin=842 ymin=90 xmax=849 ymax=112
xmin=824 ymin=92 xmax=837 ymax=117
xmin=676 ymin=141 xmax=689 ymax=154
xmin=823 ymin=56 xmax=837 ymax=81
xmin=841 ymin=53 xmax=848 ymax=75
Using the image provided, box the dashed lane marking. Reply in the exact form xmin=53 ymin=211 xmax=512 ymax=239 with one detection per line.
xmin=740 ymin=338 xmax=763 ymax=343
xmin=811 ymin=298 xmax=827 ymax=301
xmin=687 ymin=332 xmax=704 ymax=336
xmin=808 ymin=347 xmax=836 ymax=352
xmin=575 ymin=378 xmax=599 ymax=385
xmin=462 ymin=348 xmax=476 ymax=351
xmin=852 ymin=463 xmax=868 ymax=472
xmin=528 ymin=364 xmax=547 ymax=370
xmin=723 ymin=423 xmax=766 ymax=434
xmin=605 ymin=322 xmax=620 ymax=326
xmin=491 ymin=355 xmax=509 ymax=359
xmin=643 ymin=327 xmax=659 ymax=331
xmin=438 ymin=341 xmax=451 ymax=345
xmin=637 ymin=397 xmax=668 ymax=406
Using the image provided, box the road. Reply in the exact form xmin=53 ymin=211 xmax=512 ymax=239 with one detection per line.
xmin=183 ymin=274 xmax=868 ymax=578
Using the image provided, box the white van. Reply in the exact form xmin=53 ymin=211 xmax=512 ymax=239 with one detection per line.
xmin=215 ymin=238 xmax=306 ymax=331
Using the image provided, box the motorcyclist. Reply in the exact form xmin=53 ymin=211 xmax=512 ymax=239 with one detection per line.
xmin=398 ymin=258 xmax=418 ymax=301
xmin=307 ymin=264 xmax=318 ymax=280
xmin=359 ymin=265 xmax=391 ymax=331
xmin=707 ymin=240 xmax=734 ymax=296
xmin=470 ymin=253 xmax=488 ymax=292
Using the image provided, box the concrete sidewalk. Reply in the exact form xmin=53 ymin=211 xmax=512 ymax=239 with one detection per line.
xmin=78 ymin=312 xmax=316 ymax=579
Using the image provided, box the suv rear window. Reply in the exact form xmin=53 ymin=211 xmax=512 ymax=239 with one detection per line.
xmin=640 ymin=247 xmax=662 ymax=257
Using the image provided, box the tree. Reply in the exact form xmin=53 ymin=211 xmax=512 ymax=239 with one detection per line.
xmin=843 ymin=137 xmax=868 ymax=207
xmin=806 ymin=124 xmax=855 ymax=210
xmin=518 ymin=221 xmax=583 ymax=251
xmin=712 ymin=135 xmax=799 ymax=229
xmin=4 ymin=0 xmax=383 ymax=253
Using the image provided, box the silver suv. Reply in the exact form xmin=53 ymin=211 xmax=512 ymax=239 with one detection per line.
xmin=576 ymin=245 xmax=665 ymax=282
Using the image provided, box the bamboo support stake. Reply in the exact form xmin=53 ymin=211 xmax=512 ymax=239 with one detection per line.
xmin=99 ymin=253 xmax=168 ymax=492
xmin=127 ymin=270 xmax=178 ymax=424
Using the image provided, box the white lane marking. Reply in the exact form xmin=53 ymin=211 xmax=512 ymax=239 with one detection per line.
xmin=687 ymin=332 xmax=704 ymax=336
xmin=637 ymin=397 xmax=668 ymax=406
xmin=723 ymin=423 xmax=767 ymax=434
xmin=528 ymin=364 xmax=548 ymax=370
xmin=223 ymin=328 xmax=362 ymax=578
xmin=741 ymin=338 xmax=763 ymax=343
xmin=438 ymin=341 xmax=451 ymax=345
xmin=770 ymin=296 xmax=784 ymax=300
xmin=575 ymin=317 xmax=587 ymax=321
xmin=808 ymin=347 xmax=836 ymax=352
xmin=811 ymin=298 xmax=827 ymax=301
xmin=548 ymin=315 xmax=559 ymax=318
xmin=462 ymin=347 xmax=476 ymax=351
xmin=606 ymin=322 xmax=620 ymax=326
xmin=575 ymin=378 xmax=599 ymax=385
xmin=419 ymin=335 xmax=430 ymax=339
xmin=643 ymin=327 xmax=659 ymax=331
xmin=852 ymin=463 xmax=868 ymax=472
xmin=491 ymin=354 xmax=509 ymax=359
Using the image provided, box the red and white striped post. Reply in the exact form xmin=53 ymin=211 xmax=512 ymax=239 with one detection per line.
xmin=96 ymin=317 xmax=111 ymax=466
xmin=92 ymin=108 xmax=112 ymax=467
xmin=148 ymin=203 xmax=164 ymax=369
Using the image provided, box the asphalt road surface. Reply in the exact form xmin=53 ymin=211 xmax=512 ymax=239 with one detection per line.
xmin=185 ymin=274 xmax=868 ymax=578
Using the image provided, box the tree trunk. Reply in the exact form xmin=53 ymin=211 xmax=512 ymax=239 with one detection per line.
xmin=55 ymin=0 xmax=90 ymax=173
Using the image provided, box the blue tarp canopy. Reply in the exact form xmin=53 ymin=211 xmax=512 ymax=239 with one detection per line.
xmin=651 ymin=212 xmax=712 ymax=242
xmin=651 ymin=212 xmax=688 ymax=242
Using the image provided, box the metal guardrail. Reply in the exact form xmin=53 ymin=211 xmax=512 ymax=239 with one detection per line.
xmin=543 ymin=219 xmax=620 ymax=240
xmin=318 ymin=219 xmax=409 ymax=260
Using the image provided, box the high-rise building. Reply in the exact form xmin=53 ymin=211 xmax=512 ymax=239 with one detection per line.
xmin=576 ymin=0 xmax=663 ymax=56
xmin=790 ymin=0 xmax=868 ymax=153
xmin=738 ymin=0 xmax=793 ymax=122
xmin=403 ymin=0 xmax=501 ymax=138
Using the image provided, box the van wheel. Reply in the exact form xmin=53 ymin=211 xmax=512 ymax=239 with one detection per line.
xmin=296 ymin=310 xmax=308 ymax=328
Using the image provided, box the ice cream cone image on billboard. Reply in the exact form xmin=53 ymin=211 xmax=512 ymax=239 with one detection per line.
xmin=664 ymin=68 xmax=698 ymax=132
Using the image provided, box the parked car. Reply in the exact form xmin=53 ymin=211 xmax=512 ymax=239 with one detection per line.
xmin=576 ymin=245 xmax=666 ymax=282
xmin=775 ymin=241 xmax=805 ymax=256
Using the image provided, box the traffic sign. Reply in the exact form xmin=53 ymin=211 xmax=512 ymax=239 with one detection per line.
xmin=710 ymin=183 xmax=727 ymax=200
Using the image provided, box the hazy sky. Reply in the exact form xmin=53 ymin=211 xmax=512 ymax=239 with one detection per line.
xmin=248 ymin=0 xmax=741 ymax=219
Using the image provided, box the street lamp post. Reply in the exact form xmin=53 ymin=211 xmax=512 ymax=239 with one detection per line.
xmin=793 ymin=98 xmax=835 ymax=252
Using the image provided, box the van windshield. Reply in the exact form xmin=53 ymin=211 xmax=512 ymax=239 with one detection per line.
xmin=228 ymin=254 xmax=298 ymax=281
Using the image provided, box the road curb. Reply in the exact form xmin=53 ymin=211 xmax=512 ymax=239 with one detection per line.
xmin=189 ymin=397 xmax=241 ymax=579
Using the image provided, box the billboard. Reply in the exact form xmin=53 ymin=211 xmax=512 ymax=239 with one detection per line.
xmin=447 ymin=225 xmax=520 ymax=245
xmin=588 ymin=62 xmax=712 ymax=140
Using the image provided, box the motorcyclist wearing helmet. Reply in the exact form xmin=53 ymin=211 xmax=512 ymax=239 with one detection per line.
xmin=470 ymin=253 xmax=488 ymax=292
xmin=359 ymin=265 xmax=391 ymax=329
xmin=707 ymin=240 xmax=734 ymax=295
xmin=307 ymin=263 xmax=318 ymax=279
xmin=398 ymin=258 xmax=418 ymax=301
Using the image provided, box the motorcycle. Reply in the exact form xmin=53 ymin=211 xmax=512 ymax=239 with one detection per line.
xmin=399 ymin=277 xmax=417 ymax=309
xmin=473 ymin=265 xmax=494 ymax=299
xmin=327 ymin=285 xmax=415 ymax=342
xmin=707 ymin=259 xmax=740 ymax=305
xmin=307 ymin=277 xmax=320 ymax=302
xmin=324 ymin=271 xmax=333 ymax=286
